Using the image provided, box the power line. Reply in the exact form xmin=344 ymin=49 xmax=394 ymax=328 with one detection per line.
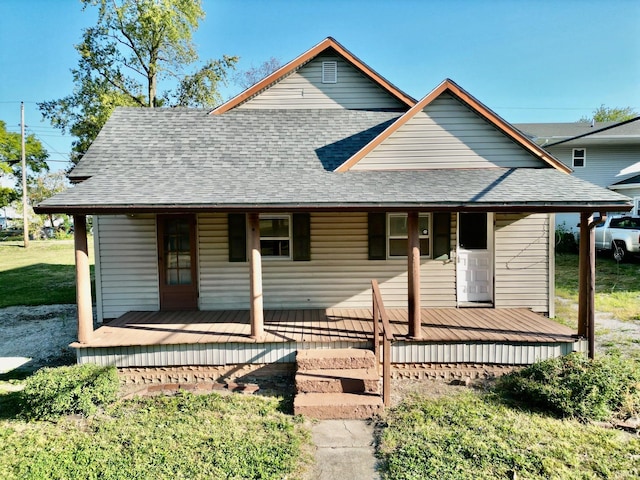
xmin=25 ymin=128 xmax=71 ymax=160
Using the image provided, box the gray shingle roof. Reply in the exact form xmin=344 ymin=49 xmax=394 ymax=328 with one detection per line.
xmin=69 ymin=108 xmax=401 ymax=180
xmin=38 ymin=107 xmax=631 ymax=213
xmin=515 ymin=117 xmax=640 ymax=146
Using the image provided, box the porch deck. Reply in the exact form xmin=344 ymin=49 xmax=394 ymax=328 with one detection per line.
xmin=75 ymin=308 xmax=585 ymax=367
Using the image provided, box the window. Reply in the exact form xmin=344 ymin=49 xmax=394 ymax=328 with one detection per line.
xmin=387 ymin=213 xmax=430 ymax=257
xmin=572 ymin=148 xmax=586 ymax=168
xmin=260 ymin=215 xmax=291 ymax=258
xmin=227 ymin=213 xmax=310 ymax=262
xmin=161 ymin=216 xmax=193 ymax=285
xmin=459 ymin=213 xmax=488 ymax=250
xmin=322 ymin=61 xmax=337 ymax=83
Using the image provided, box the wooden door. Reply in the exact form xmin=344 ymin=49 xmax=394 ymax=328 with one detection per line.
xmin=457 ymin=213 xmax=493 ymax=304
xmin=158 ymin=215 xmax=198 ymax=310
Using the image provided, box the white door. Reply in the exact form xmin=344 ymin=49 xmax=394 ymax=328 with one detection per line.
xmin=457 ymin=213 xmax=493 ymax=304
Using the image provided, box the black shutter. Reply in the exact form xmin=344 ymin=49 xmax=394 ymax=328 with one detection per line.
xmin=292 ymin=213 xmax=311 ymax=261
xmin=433 ymin=212 xmax=451 ymax=259
xmin=228 ymin=214 xmax=247 ymax=262
xmin=368 ymin=212 xmax=386 ymax=260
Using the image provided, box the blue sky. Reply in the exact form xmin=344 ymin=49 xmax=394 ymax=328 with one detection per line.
xmin=1 ymin=0 xmax=639 ymax=172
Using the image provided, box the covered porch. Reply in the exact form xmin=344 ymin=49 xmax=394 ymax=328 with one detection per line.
xmin=72 ymin=307 xmax=585 ymax=367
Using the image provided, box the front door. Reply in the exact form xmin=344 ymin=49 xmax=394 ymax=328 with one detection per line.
xmin=457 ymin=213 xmax=493 ymax=304
xmin=158 ymin=215 xmax=198 ymax=310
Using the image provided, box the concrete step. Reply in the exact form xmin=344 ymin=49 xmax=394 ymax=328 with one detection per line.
xmin=296 ymin=348 xmax=377 ymax=371
xmin=296 ymin=368 xmax=380 ymax=394
xmin=293 ymin=392 xmax=384 ymax=419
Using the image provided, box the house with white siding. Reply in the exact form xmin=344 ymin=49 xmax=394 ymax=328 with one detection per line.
xmin=36 ymin=38 xmax=630 ymax=390
xmin=516 ymin=117 xmax=640 ymax=232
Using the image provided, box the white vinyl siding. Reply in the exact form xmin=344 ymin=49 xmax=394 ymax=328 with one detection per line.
xmin=237 ymin=52 xmax=406 ymax=110
xmin=95 ymin=215 xmax=159 ymax=320
xmin=351 ymin=93 xmax=547 ymax=170
xmin=198 ymin=212 xmax=456 ymax=310
xmin=95 ymin=212 xmax=551 ymax=316
xmin=548 ymin=144 xmax=640 ymax=232
xmin=547 ymin=144 xmax=640 ymax=189
xmin=494 ymin=213 xmax=551 ymax=313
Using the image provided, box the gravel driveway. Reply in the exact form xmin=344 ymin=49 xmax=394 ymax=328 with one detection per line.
xmin=0 ymin=305 xmax=77 ymax=374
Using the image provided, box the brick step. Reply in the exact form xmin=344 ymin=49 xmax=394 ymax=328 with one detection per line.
xmin=295 ymin=368 xmax=380 ymax=394
xmin=293 ymin=392 xmax=384 ymax=419
xmin=296 ymin=348 xmax=377 ymax=370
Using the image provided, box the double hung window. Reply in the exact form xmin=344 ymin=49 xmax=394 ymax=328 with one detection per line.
xmin=260 ymin=215 xmax=291 ymax=258
xmin=387 ymin=213 xmax=430 ymax=257
xmin=572 ymin=148 xmax=586 ymax=168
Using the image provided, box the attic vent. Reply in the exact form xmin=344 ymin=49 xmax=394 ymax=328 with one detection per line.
xmin=322 ymin=61 xmax=337 ymax=83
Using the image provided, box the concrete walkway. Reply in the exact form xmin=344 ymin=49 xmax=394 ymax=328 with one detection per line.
xmin=305 ymin=419 xmax=381 ymax=480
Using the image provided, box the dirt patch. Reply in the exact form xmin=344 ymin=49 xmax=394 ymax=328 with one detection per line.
xmin=595 ymin=312 xmax=640 ymax=357
xmin=0 ymin=305 xmax=77 ymax=373
xmin=557 ymin=297 xmax=640 ymax=357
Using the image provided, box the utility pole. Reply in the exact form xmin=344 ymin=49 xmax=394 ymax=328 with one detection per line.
xmin=21 ymin=102 xmax=29 ymax=248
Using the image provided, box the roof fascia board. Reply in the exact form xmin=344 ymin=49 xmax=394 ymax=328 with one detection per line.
xmin=610 ymin=183 xmax=640 ymax=190
xmin=545 ymin=116 xmax=640 ymax=147
xmin=35 ymin=201 xmax=632 ymax=216
xmin=210 ymin=37 xmax=416 ymax=115
xmin=335 ymin=79 xmax=571 ymax=173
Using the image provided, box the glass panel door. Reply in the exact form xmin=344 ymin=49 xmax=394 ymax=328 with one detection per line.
xmin=158 ymin=215 xmax=198 ymax=310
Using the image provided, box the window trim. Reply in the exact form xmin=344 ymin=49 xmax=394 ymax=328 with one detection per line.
xmin=259 ymin=214 xmax=292 ymax=260
xmin=386 ymin=213 xmax=431 ymax=259
xmin=572 ymin=148 xmax=586 ymax=168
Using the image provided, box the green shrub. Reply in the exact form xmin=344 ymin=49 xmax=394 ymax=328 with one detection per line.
xmin=496 ymin=352 xmax=640 ymax=421
xmin=21 ymin=364 xmax=119 ymax=420
xmin=555 ymin=222 xmax=577 ymax=254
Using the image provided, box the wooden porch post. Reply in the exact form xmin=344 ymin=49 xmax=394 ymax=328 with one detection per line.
xmin=577 ymin=213 xmax=589 ymax=338
xmin=248 ymin=213 xmax=264 ymax=339
xmin=588 ymin=218 xmax=596 ymax=359
xmin=407 ymin=212 xmax=422 ymax=339
xmin=73 ymin=215 xmax=93 ymax=343
xmin=577 ymin=212 xmax=597 ymax=359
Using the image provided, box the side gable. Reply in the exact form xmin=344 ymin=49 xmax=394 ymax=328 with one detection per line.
xmin=212 ymin=37 xmax=415 ymax=114
xmin=336 ymin=79 xmax=571 ymax=173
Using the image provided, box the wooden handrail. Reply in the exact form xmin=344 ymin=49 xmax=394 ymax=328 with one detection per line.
xmin=372 ymin=279 xmax=393 ymax=406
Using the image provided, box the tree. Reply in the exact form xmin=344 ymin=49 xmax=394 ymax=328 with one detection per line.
xmin=39 ymin=0 xmax=238 ymax=164
xmin=28 ymin=171 xmax=69 ymax=229
xmin=0 ymin=186 xmax=18 ymax=209
xmin=0 ymin=120 xmax=49 ymax=182
xmin=579 ymin=105 xmax=638 ymax=123
xmin=233 ymin=57 xmax=282 ymax=90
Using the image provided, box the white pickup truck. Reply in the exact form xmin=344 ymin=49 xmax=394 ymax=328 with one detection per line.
xmin=594 ymin=215 xmax=640 ymax=261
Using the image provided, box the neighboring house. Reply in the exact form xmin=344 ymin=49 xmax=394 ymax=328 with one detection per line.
xmin=516 ymin=117 xmax=640 ymax=232
xmin=36 ymin=38 xmax=629 ymax=373
xmin=0 ymin=205 xmax=20 ymax=229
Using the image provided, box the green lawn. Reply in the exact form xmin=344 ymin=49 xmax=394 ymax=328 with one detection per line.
xmin=0 ymin=239 xmax=94 ymax=307
xmin=555 ymin=253 xmax=640 ymax=324
xmin=0 ymin=391 xmax=311 ymax=480
xmin=379 ymin=392 xmax=640 ymax=480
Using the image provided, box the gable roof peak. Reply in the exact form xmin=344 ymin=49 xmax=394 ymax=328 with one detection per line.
xmin=335 ymin=78 xmax=571 ymax=173
xmin=210 ymin=37 xmax=416 ymax=114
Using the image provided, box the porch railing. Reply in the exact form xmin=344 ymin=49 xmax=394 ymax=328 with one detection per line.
xmin=372 ymin=279 xmax=393 ymax=406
